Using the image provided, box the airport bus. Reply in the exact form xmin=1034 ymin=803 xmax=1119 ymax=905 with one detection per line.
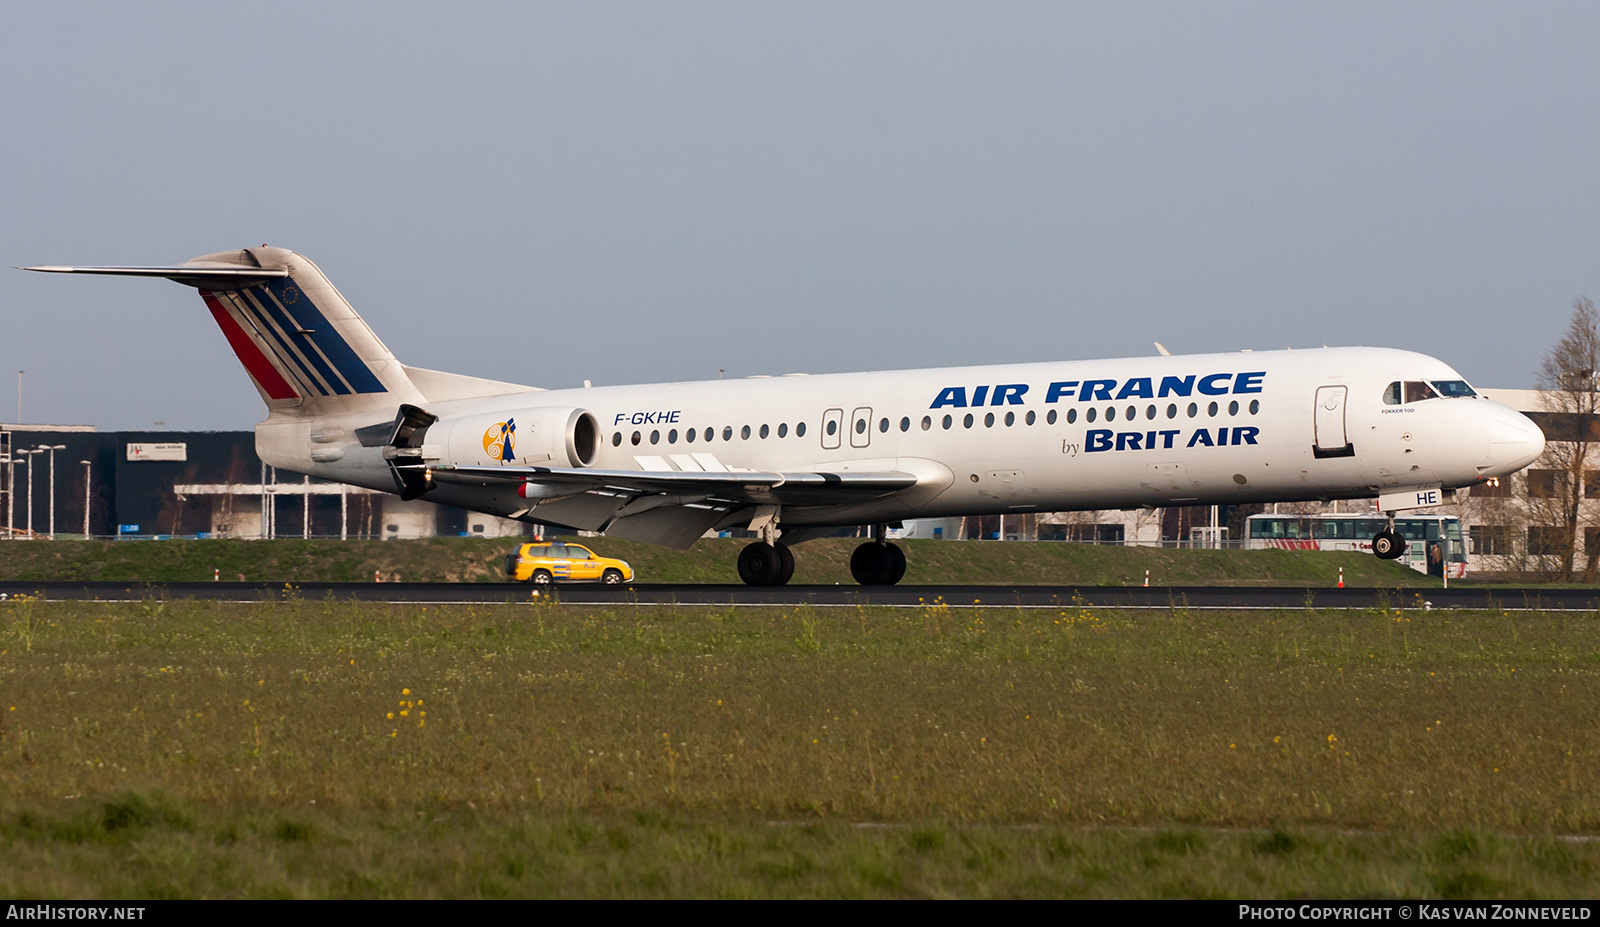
xmin=1245 ymin=513 xmax=1467 ymax=578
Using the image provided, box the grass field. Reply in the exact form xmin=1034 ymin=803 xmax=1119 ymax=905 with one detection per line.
xmin=0 ymin=536 xmax=1433 ymax=587
xmin=2 ymin=593 xmax=1598 ymax=897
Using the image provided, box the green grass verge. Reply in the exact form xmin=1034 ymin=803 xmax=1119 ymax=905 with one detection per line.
xmin=1 ymin=596 xmax=1597 ymax=896
xmin=0 ymin=536 xmax=1432 ymax=586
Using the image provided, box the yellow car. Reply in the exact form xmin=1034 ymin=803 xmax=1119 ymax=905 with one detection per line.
xmin=505 ymin=541 xmax=634 ymax=585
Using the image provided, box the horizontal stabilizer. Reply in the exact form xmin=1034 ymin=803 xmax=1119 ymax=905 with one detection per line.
xmin=23 ymin=263 xmax=288 ymax=288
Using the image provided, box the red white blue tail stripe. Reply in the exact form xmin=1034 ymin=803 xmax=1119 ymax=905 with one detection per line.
xmin=203 ymin=279 xmax=387 ymax=399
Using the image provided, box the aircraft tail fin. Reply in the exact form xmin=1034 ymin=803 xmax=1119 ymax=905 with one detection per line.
xmin=28 ymin=247 xmax=426 ymax=416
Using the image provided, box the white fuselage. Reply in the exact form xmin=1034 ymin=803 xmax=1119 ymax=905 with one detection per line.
xmin=270 ymin=345 xmax=1544 ymax=533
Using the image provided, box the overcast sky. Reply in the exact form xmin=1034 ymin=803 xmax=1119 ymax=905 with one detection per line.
xmin=3 ymin=2 xmax=1597 ymax=430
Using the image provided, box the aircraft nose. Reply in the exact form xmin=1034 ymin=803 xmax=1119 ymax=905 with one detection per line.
xmin=1488 ymin=409 xmax=1545 ymax=474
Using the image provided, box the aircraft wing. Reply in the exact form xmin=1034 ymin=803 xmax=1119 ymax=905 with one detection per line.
xmin=427 ymin=464 xmax=917 ymax=503
xmin=419 ymin=464 xmax=921 ymax=549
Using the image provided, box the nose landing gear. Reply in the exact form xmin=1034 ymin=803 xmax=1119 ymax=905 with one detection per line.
xmin=1371 ymin=516 xmax=1407 ymax=560
xmin=850 ymin=524 xmax=907 ymax=585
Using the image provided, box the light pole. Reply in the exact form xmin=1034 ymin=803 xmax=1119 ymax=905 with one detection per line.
xmin=16 ymin=449 xmax=37 ymax=538
xmin=2 ymin=446 xmax=11 ymax=538
xmin=81 ymin=460 xmax=91 ymax=538
xmin=40 ymin=445 xmax=64 ymax=540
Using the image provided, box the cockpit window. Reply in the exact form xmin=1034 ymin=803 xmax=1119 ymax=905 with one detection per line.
xmin=1383 ymin=382 xmax=1402 ymax=405
xmin=1431 ymin=379 xmax=1476 ymax=398
xmin=1403 ymin=381 xmax=1438 ymax=403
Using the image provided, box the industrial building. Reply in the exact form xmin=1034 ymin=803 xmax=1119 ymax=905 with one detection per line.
xmin=0 ymin=426 xmax=526 ymax=540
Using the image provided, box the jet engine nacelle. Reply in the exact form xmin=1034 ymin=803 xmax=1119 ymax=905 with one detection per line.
xmin=436 ymin=407 xmax=600 ymax=469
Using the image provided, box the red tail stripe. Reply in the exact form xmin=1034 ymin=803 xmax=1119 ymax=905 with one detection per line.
xmin=201 ymin=291 xmax=299 ymax=401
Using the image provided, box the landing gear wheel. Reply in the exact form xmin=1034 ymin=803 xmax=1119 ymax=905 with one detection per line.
xmin=885 ymin=542 xmax=906 ymax=585
xmin=850 ymin=541 xmax=906 ymax=586
xmin=1371 ymin=530 xmax=1407 ymax=560
xmin=738 ymin=542 xmax=793 ymax=586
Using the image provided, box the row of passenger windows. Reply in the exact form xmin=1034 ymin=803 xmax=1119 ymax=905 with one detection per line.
xmin=608 ymin=399 xmax=1262 ymax=448
xmin=613 ymin=421 xmax=809 ymax=447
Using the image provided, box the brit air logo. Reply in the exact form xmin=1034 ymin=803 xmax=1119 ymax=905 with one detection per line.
xmin=483 ymin=419 xmax=516 ymax=462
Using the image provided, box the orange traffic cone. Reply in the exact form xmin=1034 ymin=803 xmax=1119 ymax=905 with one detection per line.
xmin=1337 ymin=567 xmax=1344 ymax=588
xmin=1143 ymin=569 xmax=1150 ymax=587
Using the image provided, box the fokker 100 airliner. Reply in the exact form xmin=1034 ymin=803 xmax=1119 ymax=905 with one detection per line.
xmin=26 ymin=247 xmax=1545 ymax=585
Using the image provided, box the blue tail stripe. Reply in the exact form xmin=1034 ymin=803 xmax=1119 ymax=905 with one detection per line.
xmin=235 ymin=289 xmax=344 ymax=396
xmin=226 ymin=290 xmax=333 ymax=396
xmin=244 ymin=285 xmax=351 ymax=395
xmin=260 ymin=279 xmax=386 ymax=394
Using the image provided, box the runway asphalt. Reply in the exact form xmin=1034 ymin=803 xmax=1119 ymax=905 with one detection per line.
xmin=0 ymin=580 xmax=1597 ymax=610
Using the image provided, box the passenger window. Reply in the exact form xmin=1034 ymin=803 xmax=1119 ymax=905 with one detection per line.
xmin=1025 ymin=410 xmax=1036 ymax=425
xmin=1228 ymin=400 xmax=1238 ymax=415
xmin=1167 ymin=403 xmax=1177 ymax=419
xmin=1146 ymin=404 xmax=1156 ymax=420
xmin=742 ymin=425 xmax=752 ymax=439
xmin=1404 ymin=381 xmax=1437 ymax=403
xmin=1187 ymin=402 xmax=1198 ymax=418
xmin=963 ymin=413 xmax=974 ymax=428
xmin=826 ymin=420 xmax=837 ymax=436
xmin=759 ymin=424 xmax=769 ymax=439
xmin=650 ymin=430 xmax=660 ymax=444
xmin=705 ymin=427 xmax=714 ymax=442
xmin=1005 ymin=411 xmax=1015 ymax=426
xmin=900 ymin=417 xmax=910 ymax=432
xmin=921 ymin=416 xmax=932 ymax=431
xmin=723 ymin=426 xmax=733 ymax=441
xmin=1063 ymin=409 xmax=1073 ymax=424
xmin=778 ymin=423 xmax=788 ymax=438
xmin=1049 ymin=409 xmax=1059 ymax=424
xmin=942 ymin=415 xmax=953 ymax=430
xmin=612 ymin=432 xmax=622 ymax=447
xmin=631 ymin=431 xmax=641 ymax=446
xmin=1086 ymin=408 xmax=1097 ymax=423
xmin=1383 ymin=382 xmax=1402 ymax=405
xmin=668 ymin=429 xmax=678 ymax=444
xmin=687 ymin=428 xmax=697 ymax=443
xmin=879 ymin=418 xmax=889 ymax=433
xmin=796 ymin=422 xmax=807 ymax=438
xmin=984 ymin=412 xmax=994 ymax=427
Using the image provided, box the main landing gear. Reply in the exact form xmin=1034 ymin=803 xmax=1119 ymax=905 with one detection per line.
xmin=736 ymin=524 xmax=908 ymax=587
xmin=737 ymin=541 xmax=795 ymax=586
xmin=850 ymin=525 xmax=906 ymax=586
xmin=1371 ymin=516 xmax=1408 ymax=560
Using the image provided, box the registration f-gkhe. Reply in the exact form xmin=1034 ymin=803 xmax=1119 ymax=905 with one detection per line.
xmin=27 ymin=248 xmax=1543 ymax=585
